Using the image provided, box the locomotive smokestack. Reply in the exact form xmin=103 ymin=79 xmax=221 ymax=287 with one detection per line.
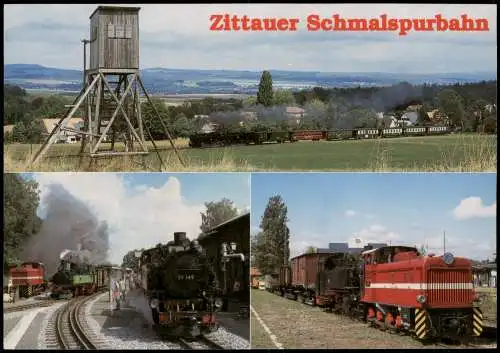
xmin=174 ymin=232 xmax=187 ymax=245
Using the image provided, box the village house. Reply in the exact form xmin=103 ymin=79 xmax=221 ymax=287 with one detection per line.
xmin=406 ymin=104 xmax=423 ymax=112
xmin=399 ymin=111 xmax=418 ymax=126
xmin=41 ymin=118 xmax=84 ymax=143
xmin=427 ymin=109 xmax=450 ymax=125
xmin=485 ymin=104 xmax=496 ymax=114
xmin=316 ymin=242 xmax=388 ymax=255
xmin=285 ymin=106 xmax=305 ymax=125
xmin=194 ymin=115 xmax=218 ymax=133
xmin=41 ymin=118 xmax=112 ymax=143
xmin=378 ymin=110 xmax=417 ymax=128
xmin=4 ymin=124 xmax=14 ymax=137
xmin=473 ymin=262 xmax=497 ymax=288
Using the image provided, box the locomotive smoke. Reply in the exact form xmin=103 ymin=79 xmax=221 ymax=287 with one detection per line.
xmin=20 ymin=183 xmax=110 ymax=278
xmin=206 ymin=82 xmax=423 ymax=130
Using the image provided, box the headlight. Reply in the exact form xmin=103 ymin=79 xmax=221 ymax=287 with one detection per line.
xmin=442 ymin=252 xmax=454 ymax=265
xmin=150 ymin=299 xmax=159 ymax=309
xmin=416 ymin=295 xmax=426 ymax=304
xmin=214 ymin=298 xmax=223 ymax=308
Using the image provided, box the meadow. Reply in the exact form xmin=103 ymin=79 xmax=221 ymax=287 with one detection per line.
xmin=4 ymin=134 xmax=496 ymax=172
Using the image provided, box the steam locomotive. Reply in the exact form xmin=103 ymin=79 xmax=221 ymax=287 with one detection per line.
xmin=139 ymin=232 xmax=223 ymax=338
xmin=273 ymin=245 xmax=484 ymax=341
xmin=188 ymin=126 xmax=450 ymax=148
xmin=50 ymin=247 xmax=111 ymax=299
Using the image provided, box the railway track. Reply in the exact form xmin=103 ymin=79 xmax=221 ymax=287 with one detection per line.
xmin=4 ymin=300 xmax=60 ymax=314
xmin=45 ymin=293 xmax=104 ymax=350
xmin=177 ymin=335 xmax=225 ymax=350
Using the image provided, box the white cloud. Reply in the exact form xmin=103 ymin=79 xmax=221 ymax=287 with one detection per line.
xmin=349 ymin=224 xmax=400 ymax=247
xmin=419 ymin=232 xmax=496 ymax=261
xmin=453 ymin=196 xmax=496 ymax=220
xmin=3 ymin=4 xmax=496 ymax=72
xmin=289 ymin=232 xmax=325 ymax=258
xmin=32 ymin=173 xmax=210 ymax=264
xmin=344 ymin=209 xmax=357 ymax=217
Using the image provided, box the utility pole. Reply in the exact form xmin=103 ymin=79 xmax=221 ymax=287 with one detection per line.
xmin=81 ymin=39 xmax=90 ymax=88
xmin=443 ymin=230 xmax=446 ymax=254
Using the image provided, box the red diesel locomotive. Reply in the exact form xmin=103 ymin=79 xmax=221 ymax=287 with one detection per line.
xmin=8 ymin=262 xmax=48 ymax=298
xmin=272 ymin=245 xmax=483 ymax=341
xmin=360 ymin=246 xmax=482 ymax=340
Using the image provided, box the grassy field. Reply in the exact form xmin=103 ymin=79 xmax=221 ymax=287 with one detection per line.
xmin=250 ymin=289 xmax=494 ymax=349
xmin=4 ymin=134 xmax=496 ymax=172
xmin=250 ymin=309 xmax=277 ymax=349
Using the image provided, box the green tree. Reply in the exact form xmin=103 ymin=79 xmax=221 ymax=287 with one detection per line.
xmin=305 ymin=246 xmax=316 ymax=254
xmin=12 ymin=121 xmax=27 ymax=143
xmin=417 ymin=107 xmax=430 ymax=125
xmin=141 ymin=98 xmax=170 ymax=140
xmin=121 ymin=249 xmax=144 ymax=271
xmin=254 ymin=195 xmax=290 ymax=275
xmin=25 ymin=119 xmax=45 ymax=144
xmin=243 ymin=96 xmax=258 ymax=107
xmin=199 ymin=198 xmax=240 ymax=234
xmin=273 ymin=90 xmax=295 ymax=106
xmin=257 ymin=70 xmax=274 ymax=107
xmin=173 ymin=113 xmax=193 ymax=138
xmin=4 ymin=174 xmax=43 ymax=272
xmin=438 ymin=89 xmax=465 ymax=130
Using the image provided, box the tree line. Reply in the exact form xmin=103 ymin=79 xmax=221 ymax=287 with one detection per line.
xmin=121 ymin=198 xmax=241 ymax=270
xmin=3 ymin=174 xmax=43 ymax=273
xmin=4 ymin=74 xmax=497 ymax=144
xmin=250 ymin=70 xmax=497 ymax=133
xmin=3 ymin=84 xmax=244 ymax=144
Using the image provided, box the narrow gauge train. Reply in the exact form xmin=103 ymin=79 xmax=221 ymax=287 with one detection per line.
xmin=272 ymin=245 xmax=483 ymax=341
xmin=188 ymin=126 xmax=449 ymax=148
xmin=50 ymin=249 xmax=112 ymax=299
xmin=139 ymin=232 xmax=223 ymax=338
xmin=8 ymin=262 xmax=49 ymax=298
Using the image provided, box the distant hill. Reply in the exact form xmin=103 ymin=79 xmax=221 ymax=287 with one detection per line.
xmin=4 ymin=64 xmax=496 ymax=95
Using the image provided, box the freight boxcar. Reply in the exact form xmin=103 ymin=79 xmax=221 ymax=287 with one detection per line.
xmin=293 ymin=130 xmax=326 ymax=141
xmin=276 ymin=253 xmax=331 ymax=305
xmin=326 ymin=130 xmax=356 ymax=140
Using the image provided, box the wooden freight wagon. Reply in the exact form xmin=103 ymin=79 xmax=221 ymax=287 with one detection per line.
xmin=293 ymin=130 xmax=326 ymax=141
xmin=277 ymin=253 xmax=331 ymax=305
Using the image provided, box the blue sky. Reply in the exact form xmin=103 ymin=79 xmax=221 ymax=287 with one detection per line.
xmin=4 ymin=4 xmax=497 ymax=73
xmin=21 ymin=172 xmax=250 ymax=264
xmin=251 ymin=173 xmax=497 ymax=260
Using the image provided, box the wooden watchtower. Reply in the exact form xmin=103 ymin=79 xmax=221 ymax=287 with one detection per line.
xmin=29 ymin=6 xmax=183 ymax=168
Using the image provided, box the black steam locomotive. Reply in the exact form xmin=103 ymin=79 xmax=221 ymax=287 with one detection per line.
xmin=50 ymin=248 xmax=111 ymax=299
xmin=140 ymin=232 xmax=222 ymax=338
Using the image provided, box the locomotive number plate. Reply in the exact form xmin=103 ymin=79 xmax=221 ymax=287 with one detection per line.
xmin=177 ymin=274 xmax=195 ymax=280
